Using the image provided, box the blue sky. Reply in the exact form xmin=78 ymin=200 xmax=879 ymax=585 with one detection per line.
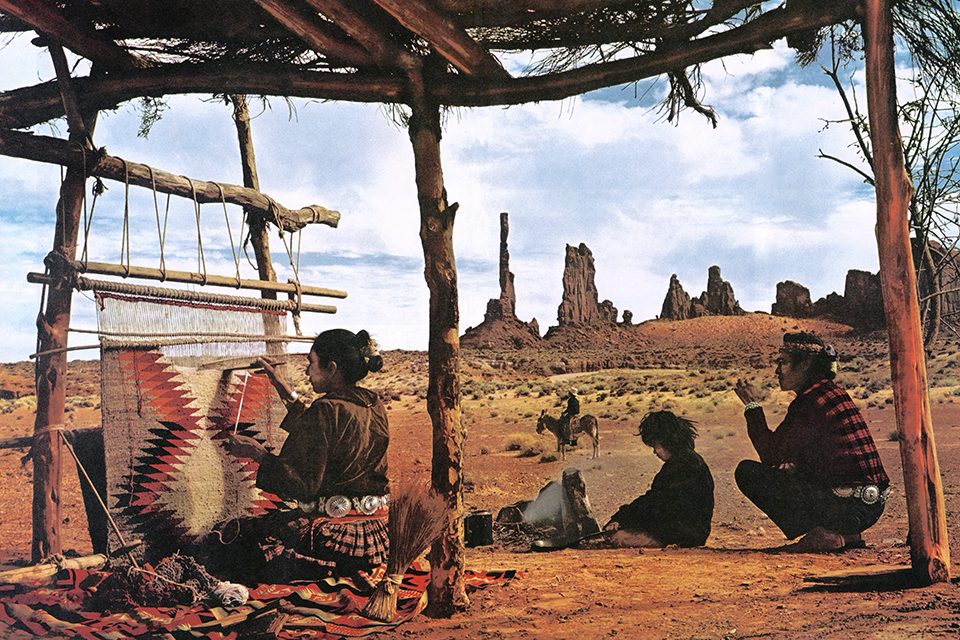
xmin=0 ymin=34 xmax=884 ymax=362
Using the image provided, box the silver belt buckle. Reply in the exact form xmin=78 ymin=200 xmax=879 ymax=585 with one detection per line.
xmin=324 ymin=495 xmax=352 ymax=518
xmin=357 ymin=495 xmax=385 ymax=515
xmin=859 ymin=485 xmax=881 ymax=504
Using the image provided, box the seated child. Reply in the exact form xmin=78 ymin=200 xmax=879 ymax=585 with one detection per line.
xmin=604 ymin=411 xmax=714 ymax=548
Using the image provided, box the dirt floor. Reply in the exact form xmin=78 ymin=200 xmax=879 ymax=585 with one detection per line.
xmin=3 ymin=314 xmax=960 ymax=638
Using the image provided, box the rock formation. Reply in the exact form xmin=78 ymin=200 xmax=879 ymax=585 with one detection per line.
xmin=660 ymin=266 xmax=744 ymax=320
xmin=556 ymin=243 xmax=618 ymax=327
xmin=484 ymin=211 xmax=516 ymax=322
xmin=772 ymin=269 xmax=885 ymax=328
xmin=772 ymin=280 xmax=813 ymax=318
xmin=661 ymin=274 xmax=692 ymax=320
xmin=695 ymin=265 xmax=745 ymax=316
xmin=460 ymin=212 xmax=542 ymax=349
xmin=842 ymin=269 xmax=885 ymax=328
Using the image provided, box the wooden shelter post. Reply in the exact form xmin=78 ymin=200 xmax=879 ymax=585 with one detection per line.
xmin=407 ymin=72 xmax=468 ymax=616
xmin=230 ymin=95 xmax=286 ymax=361
xmin=32 ymin=44 xmax=96 ymax=562
xmin=863 ymin=0 xmax=950 ymax=584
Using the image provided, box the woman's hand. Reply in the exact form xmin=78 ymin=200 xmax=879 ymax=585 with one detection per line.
xmin=734 ymin=378 xmax=762 ymax=405
xmin=222 ymin=432 xmax=267 ymax=463
xmin=256 ymin=358 xmax=296 ymax=403
xmin=604 ymin=520 xmax=620 ymax=532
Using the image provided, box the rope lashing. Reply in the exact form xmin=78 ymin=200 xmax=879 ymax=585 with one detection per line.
xmin=149 ymin=165 xmax=169 ymax=281
xmin=214 ymin=182 xmax=243 ymax=287
xmin=120 ymin=158 xmax=132 ymax=277
xmin=185 ymin=175 xmax=207 ymax=285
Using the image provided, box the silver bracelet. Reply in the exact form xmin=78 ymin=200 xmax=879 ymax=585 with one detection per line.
xmin=743 ymin=401 xmax=761 ymax=412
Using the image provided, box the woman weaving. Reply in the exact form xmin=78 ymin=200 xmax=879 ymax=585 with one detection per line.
xmin=210 ymin=328 xmax=390 ymax=584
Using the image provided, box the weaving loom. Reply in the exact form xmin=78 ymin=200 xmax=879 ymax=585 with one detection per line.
xmin=96 ymin=289 xmax=293 ymax=562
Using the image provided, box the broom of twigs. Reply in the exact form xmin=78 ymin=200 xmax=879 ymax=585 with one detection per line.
xmin=362 ymin=482 xmax=447 ymax=622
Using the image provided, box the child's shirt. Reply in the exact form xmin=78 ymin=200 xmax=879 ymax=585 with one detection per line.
xmin=608 ymin=448 xmax=714 ymax=547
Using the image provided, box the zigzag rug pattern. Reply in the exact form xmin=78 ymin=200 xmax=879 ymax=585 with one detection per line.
xmin=104 ymin=348 xmax=285 ymax=559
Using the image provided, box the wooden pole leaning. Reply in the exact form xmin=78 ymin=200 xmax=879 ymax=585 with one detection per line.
xmin=863 ymin=0 xmax=950 ymax=585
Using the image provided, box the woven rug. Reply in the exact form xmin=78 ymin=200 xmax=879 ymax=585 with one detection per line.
xmin=0 ymin=562 xmax=520 ymax=639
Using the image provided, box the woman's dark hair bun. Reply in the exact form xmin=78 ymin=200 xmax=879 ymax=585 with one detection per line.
xmin=366 ymin=355 xmax=384 ymax=373
xmin=354 ymin=330 xmax=383 ymax=373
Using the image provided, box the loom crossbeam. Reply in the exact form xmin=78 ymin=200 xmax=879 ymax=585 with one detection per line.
xmin=29 ymin=265 xmax=344 ymax=308
xmin=0 ymin=128 xmax=340 ymax=233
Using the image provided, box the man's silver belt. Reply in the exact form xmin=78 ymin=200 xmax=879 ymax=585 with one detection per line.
xmin=832 ymin=485 xmax=890 ymax=505
xmin=298 ymin=494 xmax=389 ymax=517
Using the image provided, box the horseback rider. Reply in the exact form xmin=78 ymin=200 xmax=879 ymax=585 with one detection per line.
xmin=559 ymin=387 xmax=580 ymax=446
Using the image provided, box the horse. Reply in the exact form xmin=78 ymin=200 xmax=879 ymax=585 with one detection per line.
xmin=536 ymin=409 xmax=600 ymax=460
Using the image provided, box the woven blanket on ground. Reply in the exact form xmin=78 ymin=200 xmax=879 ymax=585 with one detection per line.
xmin=0 ymin=562 xmax=520 ymax=639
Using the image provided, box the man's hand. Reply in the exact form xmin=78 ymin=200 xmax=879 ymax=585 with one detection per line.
xmin=734 ymin=378 xmax=762 ymax=405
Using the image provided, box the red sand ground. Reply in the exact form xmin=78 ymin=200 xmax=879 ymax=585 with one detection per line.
xmin=3 ymin=315 xmax=960 ymax=639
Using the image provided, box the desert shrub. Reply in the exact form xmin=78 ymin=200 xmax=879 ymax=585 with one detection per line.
xmin=0 ymin=396 xmax=37 ymax=414
xmin=846 ymin=357 xmax=868 ymax=373
xmin=938 ymin=377 xmax=960 ymax=388
xmin=522 ymin=410 xmax=536 ymax=418
xmin=539 ymin=453 xmax=560 ymax=463
xmin=865 ymin=379 xmax=889 ymax=394
xmin=479 ymin=446 xmax=489 ymax=455
xmin=504 ymin=433 xmax=545 ymax=457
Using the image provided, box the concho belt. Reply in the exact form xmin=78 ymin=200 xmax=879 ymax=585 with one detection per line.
xmin=832 ymin=485 xmax=890 ymax=505
xmin=298 ymin=494 xmax=389 ymax=517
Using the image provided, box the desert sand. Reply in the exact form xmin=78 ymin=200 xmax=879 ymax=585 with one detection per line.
xmin=2 ymin=314 xmax=960 ymax=638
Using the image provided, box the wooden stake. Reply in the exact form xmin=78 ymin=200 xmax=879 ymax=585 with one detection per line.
xmin=863 ymin=0 xmax=950 ymax=584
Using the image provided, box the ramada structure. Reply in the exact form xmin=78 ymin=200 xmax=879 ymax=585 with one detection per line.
xmin=0 ymin=0 xmax=950 ymax=614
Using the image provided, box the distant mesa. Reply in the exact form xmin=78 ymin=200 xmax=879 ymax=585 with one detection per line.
xmin=772 ymin=270 xmax=885 ymax=329
xmin=461 ymin=212 xmax=542 ymax=349
xmin=659 ymin=266 xmax=744 ymax=320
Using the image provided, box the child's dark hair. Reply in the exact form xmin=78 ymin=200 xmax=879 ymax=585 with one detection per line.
xmin=638 ymin=411 xmax=698 ymax=453
xmin=311 ymin=328 xmax=383 ymax=385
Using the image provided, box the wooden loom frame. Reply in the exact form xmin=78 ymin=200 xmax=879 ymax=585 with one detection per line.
xmin=26 ymin=76 xmax=346 ymax=569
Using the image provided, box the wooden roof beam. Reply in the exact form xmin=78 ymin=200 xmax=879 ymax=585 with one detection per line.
xmin=252 ymin=0 xmax=377 ymax=69
xmin=371 ymin=0 xmax=509 ymax=77
xmin=301 ymin=0 xmax=421 ymax=73
xmin=0 ymin=0 xmax=143 ymax=70
xmin=0 ymin=128 xmax=340 ymax=232
xmin=0 ymin=0 xmax=860 ymax=128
